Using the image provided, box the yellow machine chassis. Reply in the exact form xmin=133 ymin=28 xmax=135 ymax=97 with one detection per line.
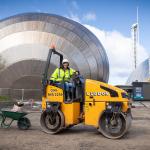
xmin=42 ymin=79 xmax=130 ymax=128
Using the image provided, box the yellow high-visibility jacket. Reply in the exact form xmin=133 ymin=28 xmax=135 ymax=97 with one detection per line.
xmin=50 ymin=68 xmax=75 ymax=82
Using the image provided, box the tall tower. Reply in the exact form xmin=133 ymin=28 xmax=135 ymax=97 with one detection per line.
xmin=131 ymin=7 xmax=139 ymax=69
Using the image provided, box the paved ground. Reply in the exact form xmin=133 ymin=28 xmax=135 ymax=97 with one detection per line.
xmin=0 ymin=102 xmax=150 ymax=150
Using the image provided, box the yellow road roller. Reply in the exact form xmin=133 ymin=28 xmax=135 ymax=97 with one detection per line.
xmin=40 ymin=47 xmax=132 ymax=139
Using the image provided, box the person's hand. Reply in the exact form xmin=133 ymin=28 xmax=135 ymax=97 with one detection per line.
xmin=76 ymin=71 xmax=80 ymax=75
xmin=73 ymin=71 xmax=80 ymax=79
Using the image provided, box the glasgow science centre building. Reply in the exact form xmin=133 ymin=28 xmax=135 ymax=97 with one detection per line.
xmin=0 ymin=13 xmax=109 ymax=100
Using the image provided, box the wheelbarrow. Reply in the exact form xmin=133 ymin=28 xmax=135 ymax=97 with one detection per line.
xmin=0 ymin=109 xmax=31 ymax=130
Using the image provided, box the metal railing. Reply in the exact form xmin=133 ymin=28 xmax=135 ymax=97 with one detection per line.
xmin=0 ymin=88 xmax=42 ymax=101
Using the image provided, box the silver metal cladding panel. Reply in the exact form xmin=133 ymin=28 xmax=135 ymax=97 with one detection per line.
xmin=0 ymin=13 xmax=109 ymax=89
xmin=126 ymin=58 xmax=150 ymax=85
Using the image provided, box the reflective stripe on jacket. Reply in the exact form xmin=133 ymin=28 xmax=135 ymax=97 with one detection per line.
xmin=50 ymin=68 xmax=75 ymax=82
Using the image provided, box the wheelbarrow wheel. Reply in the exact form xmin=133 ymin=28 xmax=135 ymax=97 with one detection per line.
xmin=17 ymin=117 xmax=31 ymax=130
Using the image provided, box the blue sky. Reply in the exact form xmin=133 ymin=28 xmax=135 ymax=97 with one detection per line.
xmin=0 ymin=0 xmax=149 ymax=51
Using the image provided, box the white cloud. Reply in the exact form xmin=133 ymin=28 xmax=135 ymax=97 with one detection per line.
xmin=66 ymin=12 xmax=80 ymax=23
xmin=84 ymin=24 xmax=148 ymax=85
xmin=66 ymin=11 xmax=96 ymax=23
xmin=83 ymin=12 xmax=96 ymax=21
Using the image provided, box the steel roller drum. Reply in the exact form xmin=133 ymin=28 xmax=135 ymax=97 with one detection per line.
xmin=0 ymin=13 xmax=109 ymax=94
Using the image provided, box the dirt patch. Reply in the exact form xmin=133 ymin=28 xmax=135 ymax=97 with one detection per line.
xmin=0 ymin=106 xmax=150 ymax=150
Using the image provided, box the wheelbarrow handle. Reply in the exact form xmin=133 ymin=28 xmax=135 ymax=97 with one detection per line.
xmin=0 ymin=114 xmax=14 ymax=128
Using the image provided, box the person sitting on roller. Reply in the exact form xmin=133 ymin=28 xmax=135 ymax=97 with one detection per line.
xmin=50 ymin=59 xmax=76 ymax=101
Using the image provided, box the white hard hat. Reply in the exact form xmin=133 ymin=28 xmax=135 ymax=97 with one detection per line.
xmin=62 ymin=59 xmax=69 ymax=64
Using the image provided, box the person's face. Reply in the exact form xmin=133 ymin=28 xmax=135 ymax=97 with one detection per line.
xmin=63 ymin=63 xmax=69 ymax=69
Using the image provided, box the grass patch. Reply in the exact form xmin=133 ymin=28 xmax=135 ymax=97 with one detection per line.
xmin=0 ymin=95 xmax=10 ymax=101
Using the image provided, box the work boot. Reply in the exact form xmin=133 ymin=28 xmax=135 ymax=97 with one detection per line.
xmin=65 ymin=91 xmax=71 ymax=102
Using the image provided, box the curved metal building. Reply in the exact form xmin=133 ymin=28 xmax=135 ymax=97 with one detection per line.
xmin=126 ymin=58 xmax=150 ymax=85
xmin=0 ymin=13 xmax=109 ymax=99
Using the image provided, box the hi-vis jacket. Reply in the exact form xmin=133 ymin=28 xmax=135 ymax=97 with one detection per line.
xmin=50 ymin=68 xmax=75 ymax=82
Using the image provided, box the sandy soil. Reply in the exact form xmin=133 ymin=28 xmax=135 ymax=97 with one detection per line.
xmin=0 ymin=102 xmax=150 ymax=150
